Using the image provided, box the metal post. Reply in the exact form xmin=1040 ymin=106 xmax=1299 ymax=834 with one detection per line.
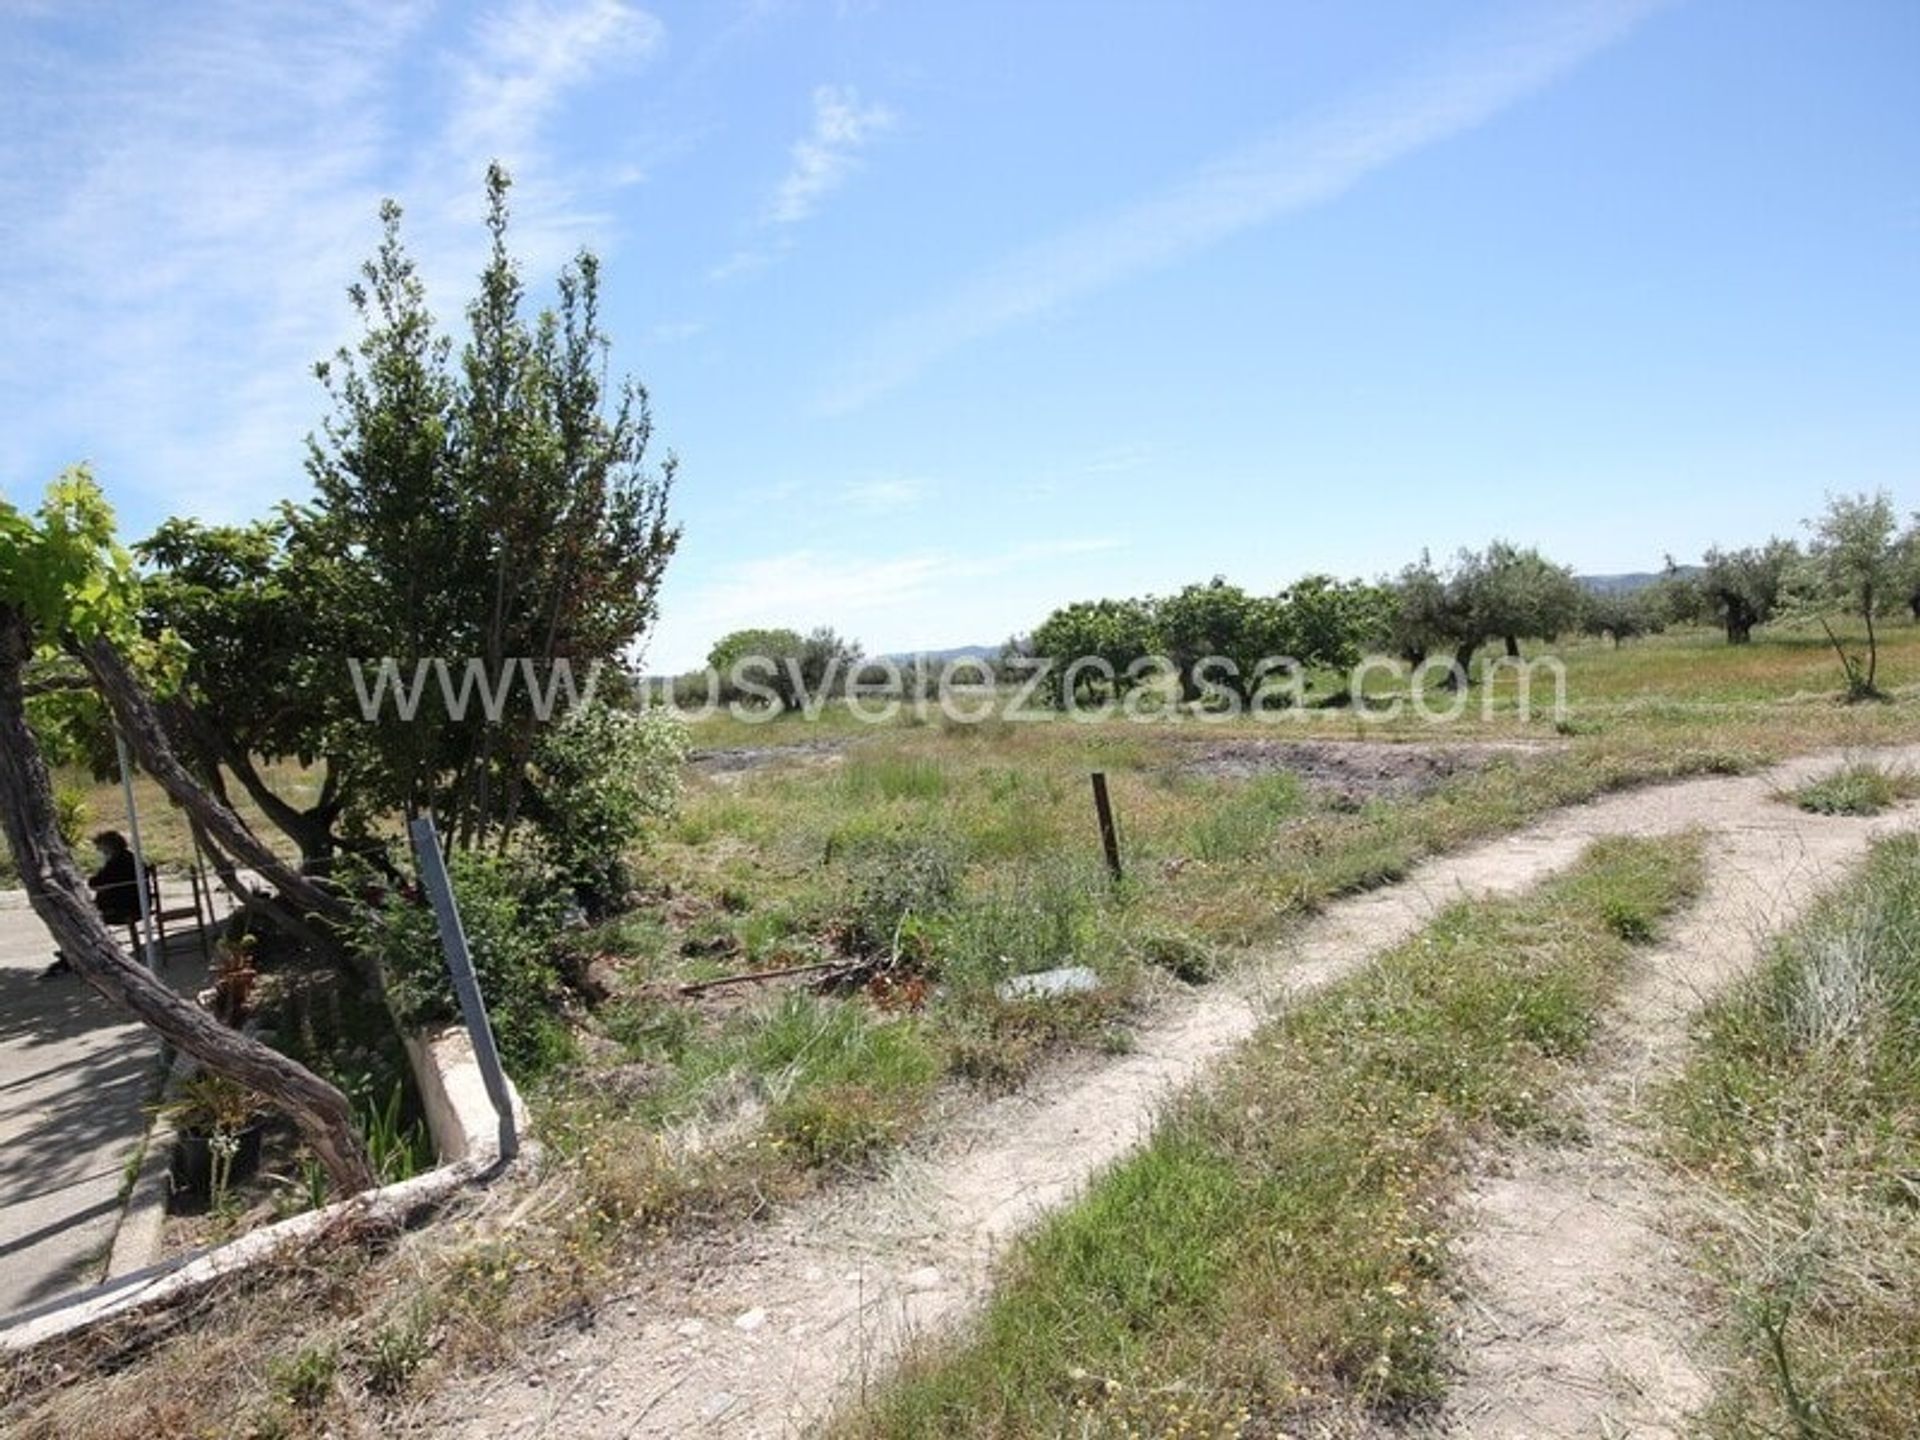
xmin=1090 ymin=772 xmax=1124 ymax=884
xmin=408 ymin=816 xmax=519 ymax=1162
xmin=115 ymin=731 xmax=160 ymax=971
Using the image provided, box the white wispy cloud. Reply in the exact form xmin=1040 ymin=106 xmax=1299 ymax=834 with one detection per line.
xmin=710 ymin=81 xmax=893 ymax=281
xmin=768 ymin=84 xmax=893 ymax=225
xmin=0 ymin=0 xmax=662 ymax=522
xmin=817 ymin=0 xmax=1667 ymax=414
xmin=448 ymin=0 xmax=664 ymax=165
xmin=708 ymin=246 xmax=778 ymax=282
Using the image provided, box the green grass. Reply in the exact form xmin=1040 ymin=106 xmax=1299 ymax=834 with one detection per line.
xmin=1664 ymin=834 xmax=1920 ymax=1440
xmin=1788 ymin=760 xmax=1920 ymax=816
xmin=1186 ymin=772 xmax=1305 ymax=862
xmin=586 ymin=989 xmax=942 ymax=1172
xmin=831 ymin=833 xmax=1705 ymax=1438
xmin=7 ymin=623 xmax=1916 ymax=1439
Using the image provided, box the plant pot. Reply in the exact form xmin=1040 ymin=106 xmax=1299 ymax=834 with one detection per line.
xmin=171 ymin=1123 xmax=264 ymax=1201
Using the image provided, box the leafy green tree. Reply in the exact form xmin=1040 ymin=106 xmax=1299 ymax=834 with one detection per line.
xmin=1697 ymin=539 xmax=1798 ymax=644
xmin=1579 ymin=587 xmax=1663 ymax=645
xmin=1388 ymin=542 xmax=1579 ymax=684
xmin=708 ymin=627 xmax=802 ymax=705
xmin=1151 ymin=578 xmax=1285 ymax=702
xmin=1898 ymin=515 xmax=1920 ymax=622
xmin=1275 ymin=575 xmax=1393 ymax=673
xmin=1474 ymin=541 xmax=1584 ymax=658
xmin=1027 ymin=598 xmax=1158 ymax=705
xmin=0 ymin=473 xmax=373 ymax=1191
xmin=706 ymin=627 xmax=861 ymax=710
xmin=1805 ymin=490 xmax=1901 ymax=698
xmin=1387 ymin=552 xmax=1460 ymax=668
xmin=298 ymin=164 xmax=679 ymax=845
xmin=797 ymin=628 xmax=863 ymax=703
xmin=137 ymin=516 xmax=365 ymax=867
xmin=1646 ymin=558 xmax=1707 ymax=628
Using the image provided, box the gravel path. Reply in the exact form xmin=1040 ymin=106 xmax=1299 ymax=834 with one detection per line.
xmin=423 ymin=746 xmax=1920 ymax=1439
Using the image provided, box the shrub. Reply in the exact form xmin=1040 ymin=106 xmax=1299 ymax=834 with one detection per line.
xmin=351 ymin=849 xmax=575 ymax=1078
xmin=835 ymin=828 xmax=965 ymax=954
xmin=530 ymin=701 xmax=688 ymax=914
xmin=269 ymin=1343 xmax=337 ymax=1411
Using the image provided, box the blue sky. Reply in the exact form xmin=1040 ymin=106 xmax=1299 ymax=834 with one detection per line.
xmin=1 ymin=0 xmax=1915 ymax=672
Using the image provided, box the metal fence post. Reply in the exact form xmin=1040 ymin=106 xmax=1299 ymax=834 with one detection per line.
xmin=408 ymin=816 xmax=519 ymax=1162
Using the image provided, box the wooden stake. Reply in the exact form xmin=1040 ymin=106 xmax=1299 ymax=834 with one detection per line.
xmin=1091 ymin=771 xmax=1123 ymax=883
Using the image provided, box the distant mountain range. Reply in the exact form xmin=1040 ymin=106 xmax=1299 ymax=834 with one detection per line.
xmin=878 ymin=644 xmax=1001 ymax=665
xmin=1578 ymin=566 xmax=1699 ymax=595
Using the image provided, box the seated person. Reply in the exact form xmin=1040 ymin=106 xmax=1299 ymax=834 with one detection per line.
xmin=41 ymin=830 xmax=142 ymax=979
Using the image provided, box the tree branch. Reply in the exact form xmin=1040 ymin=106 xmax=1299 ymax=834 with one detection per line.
xmin=1 ymin=607 xmax=373 ymax=1193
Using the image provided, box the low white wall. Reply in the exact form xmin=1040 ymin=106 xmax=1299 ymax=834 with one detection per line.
xmin=404 ymin=1024 xmax=531 ymax=1164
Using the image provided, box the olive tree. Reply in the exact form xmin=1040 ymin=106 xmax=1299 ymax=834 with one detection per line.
xmin=1579 ymin=587 xmax=1664 ymax=645
xmin=1389 ymin=542 xmax=1578 ymax=685
xmin=1898 ymin=514 xmax=1920 ymax=622
xmin=1806 ymin=490 xmax=1901 ymax=698
xmin=1697 ymin=539 xmax=1798 ymax=644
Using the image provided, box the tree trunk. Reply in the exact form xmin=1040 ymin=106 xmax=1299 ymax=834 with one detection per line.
xmin=1864 ymin=604 xmax=1879 ymax=692
xmin=73 ymin=633 xmax=382 ymax=990
xmin=1447 ymin=640 xmax=1477 ymax=691
xmin=1 ymin=608 xmax=375 ymax=1194
xmin=163 ymin=697 xmax=343 ymax=871
xmin=76 ymin=637 xmax=345 ymax=921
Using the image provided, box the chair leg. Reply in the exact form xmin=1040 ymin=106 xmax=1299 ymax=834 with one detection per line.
xmin=192 ymin=866 xmax=215 ymax=966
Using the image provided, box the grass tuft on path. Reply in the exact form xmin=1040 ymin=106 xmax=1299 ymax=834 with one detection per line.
xmin=1787 ymin=760 xmax=1920 ymax=817
xmin=1665 ymin=833 xmax=1920 ymax=1440
xmin=832 ymin=832 xmax=1706 ymax=1439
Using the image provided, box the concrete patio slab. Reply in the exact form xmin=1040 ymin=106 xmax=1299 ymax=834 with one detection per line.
xmin=0 ymin=887 xmax=215 ymax=1318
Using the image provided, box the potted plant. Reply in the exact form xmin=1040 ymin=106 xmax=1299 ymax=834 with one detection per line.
xmin=155 ymin=1071 xmax=266 ymax=1206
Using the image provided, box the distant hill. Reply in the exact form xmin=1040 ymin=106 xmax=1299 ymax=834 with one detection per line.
xmin=880 ymin=644 xmax=1000 ymax=665
xmin=1578 ymin=567 xmax=1697 ymax=595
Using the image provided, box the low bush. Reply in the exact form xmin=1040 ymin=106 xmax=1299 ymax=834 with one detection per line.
xmin=530 ymin=701 xmax=688 ymax=914
xmin=834 ymin=827 xmax=966 ymax=955
xmin=351 ymin=849 xmax=576 ymax=1078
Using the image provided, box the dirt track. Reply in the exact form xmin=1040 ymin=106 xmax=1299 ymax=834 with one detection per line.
xmin=424 ymin=746 xmax=1920 ymax=1439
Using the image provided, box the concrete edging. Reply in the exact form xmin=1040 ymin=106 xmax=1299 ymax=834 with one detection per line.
xmin=0 ymin=1024 xmax=529 ymax=1354
xmin=102 ymin=1050 xmax=193 ymax=1284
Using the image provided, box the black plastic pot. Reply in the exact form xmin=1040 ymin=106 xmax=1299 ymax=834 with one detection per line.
xmin=170 ymin=1124 xmax=264 ymax=1201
